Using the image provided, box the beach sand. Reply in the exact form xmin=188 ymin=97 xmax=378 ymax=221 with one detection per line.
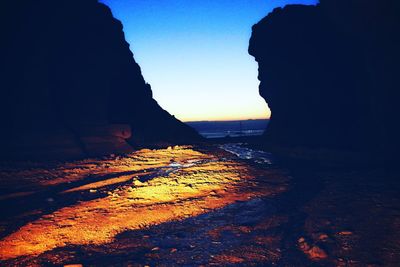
xmin=0 ymin=144 xmax=399 ymax=266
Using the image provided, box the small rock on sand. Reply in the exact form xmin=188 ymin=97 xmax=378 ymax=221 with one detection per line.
xmin=318 ymin=233 xmax=329 ymax=241
xmin=308 ymin=246 xmax=328 ymax=260
xmin=338 ymin=231 xmax=353 ymax=236
xmin=298 ymin=237 xmax=328 ymax=260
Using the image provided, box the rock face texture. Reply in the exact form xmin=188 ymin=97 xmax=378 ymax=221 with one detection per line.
xmin=249 ymin=0 xmax=400 ymax=159
xmin=0 ymin=0 xmax=199 ymax=159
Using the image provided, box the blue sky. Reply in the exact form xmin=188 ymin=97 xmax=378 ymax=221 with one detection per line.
xmin=100 ymin=0 xmax=317 ymax=121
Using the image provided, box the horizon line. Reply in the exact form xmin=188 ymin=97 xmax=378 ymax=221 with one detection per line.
xmin=183 ymin=118 xmax=270 ymax=123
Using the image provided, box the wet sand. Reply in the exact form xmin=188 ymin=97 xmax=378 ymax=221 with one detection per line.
xmin=0 ymin=144 xmax=399 ymax=266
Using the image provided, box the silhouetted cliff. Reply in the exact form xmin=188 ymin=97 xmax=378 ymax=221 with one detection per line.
xmin=249 ymin=0 xmax=400 ymax=160
xmin=0 ymin=0 xmax=199 ymax=159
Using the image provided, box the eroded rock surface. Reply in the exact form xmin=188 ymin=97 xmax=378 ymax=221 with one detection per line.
xmin=0 ymin=0 xmax=199 ymax=159
xmin=249 ymin=0 xmax=400 ymax=160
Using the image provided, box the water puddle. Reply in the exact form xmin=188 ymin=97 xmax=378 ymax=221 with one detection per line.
xmin=220 ymin=143 xmax=274 ymax=164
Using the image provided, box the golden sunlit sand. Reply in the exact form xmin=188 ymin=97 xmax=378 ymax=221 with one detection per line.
xmin=0 ymin=146 xmax=208 ymax=190
xmin=0 ymin=146 xmax=286 ymax=261
xmin=1 ymin=145 xmax=399 ymax=266
xmin=61 ymin=172 xmax=151 ymax=194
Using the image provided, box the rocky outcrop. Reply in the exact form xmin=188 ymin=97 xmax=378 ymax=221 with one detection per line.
xmin=0 ymin=0 xmax=199 ymax=159
xmin=249 ymin=0 xmax=400 ymax=159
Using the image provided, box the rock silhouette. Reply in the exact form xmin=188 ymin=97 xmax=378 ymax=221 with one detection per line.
xmin=249 ymin=0 xmax=400 ymax=160
xmin=0 ymin=0 xmax=199 ymax=159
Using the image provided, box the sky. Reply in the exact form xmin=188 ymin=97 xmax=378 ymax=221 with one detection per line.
xmin=100 ymin=0 xmax=317 ymax=122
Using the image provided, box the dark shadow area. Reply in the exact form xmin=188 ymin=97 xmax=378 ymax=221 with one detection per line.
xmin=249 ymin=0 xmax=400 ymax=163
xmin=0 ymin=0 xmax=200 ymax=160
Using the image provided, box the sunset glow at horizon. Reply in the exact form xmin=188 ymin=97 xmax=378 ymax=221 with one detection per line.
xmin=100 ymin=0 xmax=317 ymax=122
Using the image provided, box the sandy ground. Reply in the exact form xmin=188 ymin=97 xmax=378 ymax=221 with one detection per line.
xmin=0 ymin=144 xmax=399 ymax=266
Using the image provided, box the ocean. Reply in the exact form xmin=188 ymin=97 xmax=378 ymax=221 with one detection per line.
xmin=185 ymin=119 xmax=269 ymax=139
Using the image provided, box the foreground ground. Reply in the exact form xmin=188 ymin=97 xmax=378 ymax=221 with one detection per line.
xmin=0 ymin=144 xmax=399 ymax=266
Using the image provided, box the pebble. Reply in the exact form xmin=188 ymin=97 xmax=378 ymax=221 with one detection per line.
xmin=133 ymin=180 xmax=144 ymax=186
xmin=319 ymin=233 xmax=329 ymax=241
xmin=298 ymin=237 xmax=327 ymax=260
xmin=308 ymin=246 xmax=328 ymax=260
xmin=338 ymin=231 xmax=353 ymax=236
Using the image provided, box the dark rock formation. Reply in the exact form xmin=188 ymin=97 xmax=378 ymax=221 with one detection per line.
xmin=249 ymin=0 xmax=400 ymax=160
xmin=0 ymin=0 xmax=199 ymax=159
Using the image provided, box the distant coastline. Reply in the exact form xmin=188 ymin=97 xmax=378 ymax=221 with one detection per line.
xmin=185 ymin=119 xmax=269 ymax=139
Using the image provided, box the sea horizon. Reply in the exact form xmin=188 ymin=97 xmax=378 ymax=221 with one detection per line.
xmin=186 ymin=119 xmax=269 ymax=139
